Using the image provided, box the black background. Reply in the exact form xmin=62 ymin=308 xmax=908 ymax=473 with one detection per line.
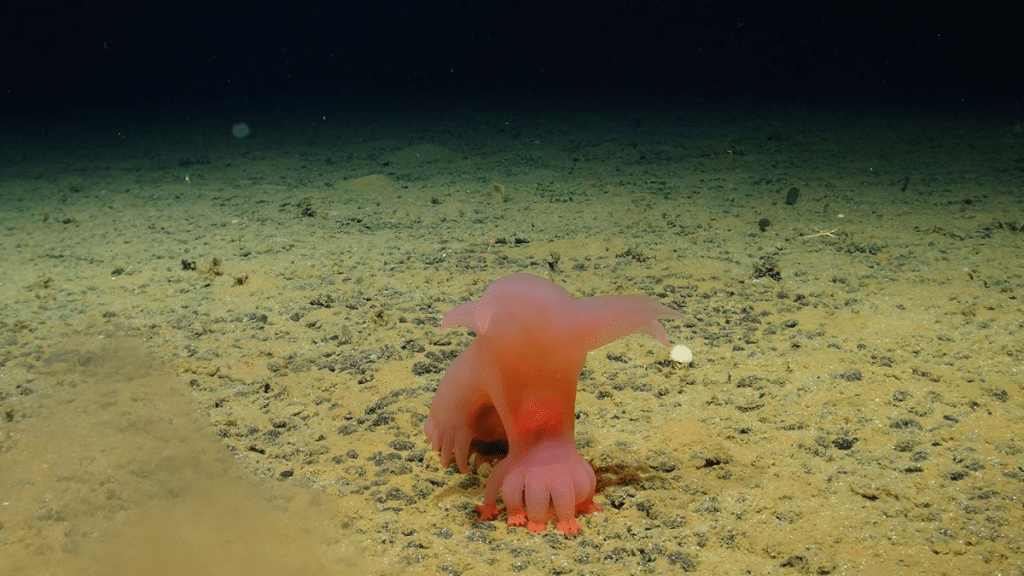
xmin=1 ymin=1 xmax=1020 ymax=113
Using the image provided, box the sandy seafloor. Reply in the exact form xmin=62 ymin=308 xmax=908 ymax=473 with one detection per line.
xmin=1 ymin=97 xmax=1023 ymax=575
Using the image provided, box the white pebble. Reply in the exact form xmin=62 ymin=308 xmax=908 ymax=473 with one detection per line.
xmin=671 ymin=344 xmax=693 ymax=364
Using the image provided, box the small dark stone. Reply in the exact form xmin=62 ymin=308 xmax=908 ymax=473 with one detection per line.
xmin=832 ymin=437 xmax=858 ymax=450
xmin=782 ymin=319 xmax=799 ymax=328
xmin=666 ymin=551 xmax=698 ymax=571
xmin=367 ymin=451 xmax=401 ymax=466
xmin=383 ymin=487 xmax=414 ymax=504
xmin=606 ymin=352 xmax=629 ymax=363
xmin=785 ymin=187 xmax=800 ymax=205
xmin=389 ymin=439 xmax=416 ymax=451
xmin=947 ymin=469 xmax=969 ymax=481
xmin=465 ymin=529 xmax=492 ymax=544
xmin=245 ymin=312 xmax=269 ymax=324
xmin=962 ymin=458 xmax=985 ymax=472
xmin=988 ymin=389 xmax=1009 ymax=402
xmin=890 ymin=418 xmax=922 ymax=430
xmin=602 ymin=548 xmax=631 ymax=562
xmin=834 ymin=368 xmax=863 ymax=382
xmin=375 ymin=461 xmax=413 ymax=476
xmin=781 ymin=555 xmax=808 ymax=569
xmin=758 ymin=218 xmax=771 ymax=232
xmin=752 ymin=258 xmax=782 ymax=281
xmin=404 ymin=449 xmax=426 ymax=463
xmin=437 ymin=563 xmax=460 ymax=576
xmin=412 ymin=361 xmax=444 ymax=376
xmin=367 ymin=413 xmax=395 ymax=428
xmin=279 ymin=470 xmax=294 ymax=478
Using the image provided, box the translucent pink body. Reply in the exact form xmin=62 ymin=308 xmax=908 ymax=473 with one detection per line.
xmin=424 ymin=273 xmax=683 ymax=537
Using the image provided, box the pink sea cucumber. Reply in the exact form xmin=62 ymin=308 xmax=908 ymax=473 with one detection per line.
xmin=424 ymin=273 xmax=683 ymax=537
